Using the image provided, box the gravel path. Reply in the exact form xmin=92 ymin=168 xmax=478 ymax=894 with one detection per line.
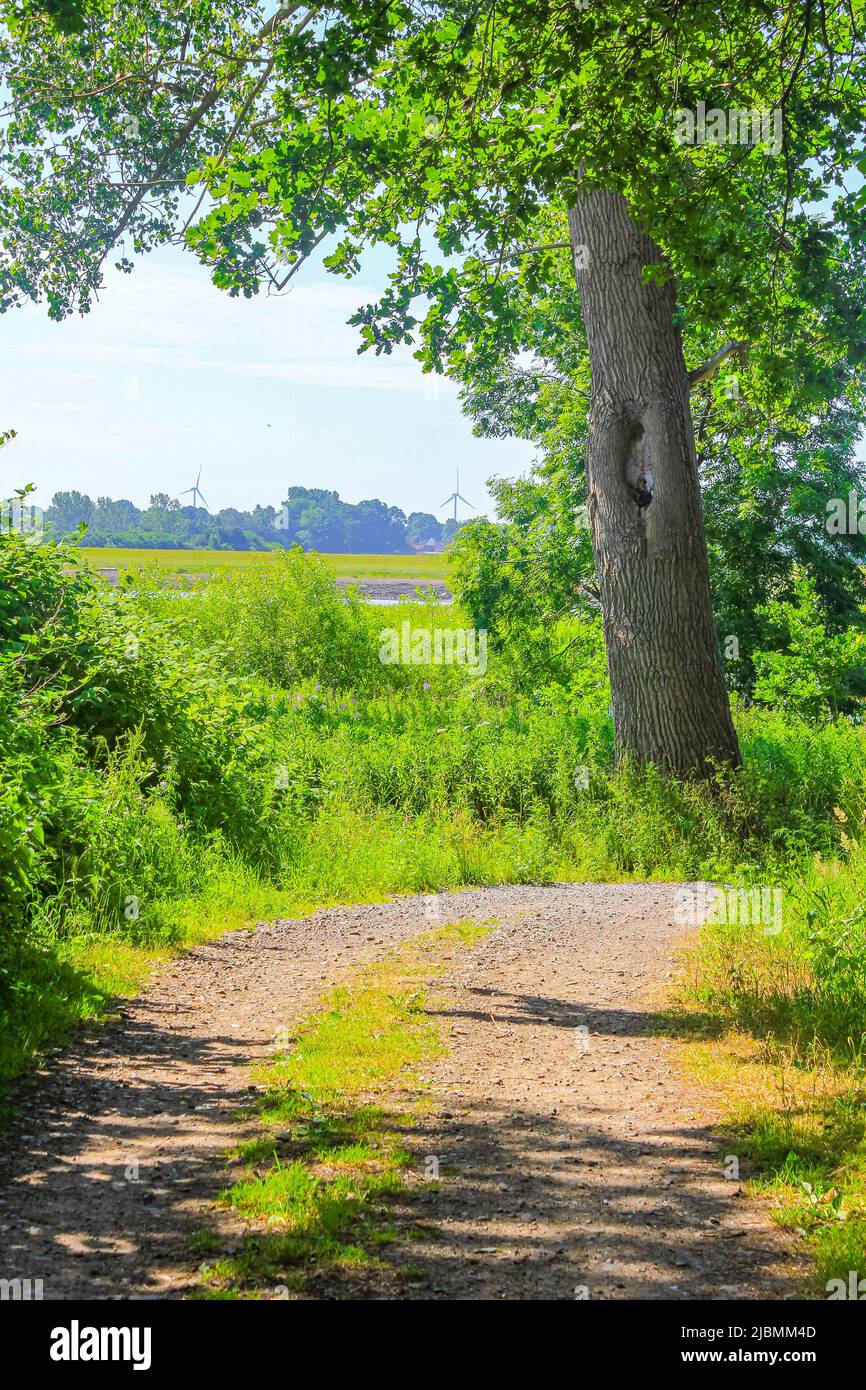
xmin=0 ymin=884 xmax=802 ymax=1301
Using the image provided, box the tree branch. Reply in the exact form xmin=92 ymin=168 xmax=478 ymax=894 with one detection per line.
xmin=106 ymin=5 xmax=311 ymax=250
xmin=479 ymin=241 xmax=571 ymax=266
xmin=687 ymin=340 xmax=747 ymax=388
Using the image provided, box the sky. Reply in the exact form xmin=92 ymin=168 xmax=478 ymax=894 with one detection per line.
xmin=0 ymin=242 xmax=536 ymax=520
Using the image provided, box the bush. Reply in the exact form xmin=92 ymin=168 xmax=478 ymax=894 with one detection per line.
xmin=752 ymin=568 xmax=866 ymax=720
xmin=0 ymin=662 xmax=56 ymax=940
xmin=160 ymin=545 xmax=377 ymax=691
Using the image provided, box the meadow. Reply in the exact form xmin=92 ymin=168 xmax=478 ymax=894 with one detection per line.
xmin=78 ymin=547 xmax=452 ymax=583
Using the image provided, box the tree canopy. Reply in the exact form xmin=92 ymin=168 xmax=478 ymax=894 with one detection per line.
xmin=6 ymin=1 xmax=864 ymax=554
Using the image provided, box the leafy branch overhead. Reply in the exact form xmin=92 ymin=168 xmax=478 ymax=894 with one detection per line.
xmin=2 ymin=4 xmax=864 ymax=412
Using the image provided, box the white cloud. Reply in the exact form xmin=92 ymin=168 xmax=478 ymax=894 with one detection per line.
xmin=2 ymin=243 xmax=535 ymax=514
xmin=16 ymin=263 xmax=446 ymax=392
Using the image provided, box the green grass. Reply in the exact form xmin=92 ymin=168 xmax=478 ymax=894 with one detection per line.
xmin=666 ymin=1023 xmax=866 ymax=1296
xmin=194 ymin=921 xmax=491 ymax=1298
xmin=0 ymin=942 xmax=116 ymax=1088
xmin=79 ymin=547 xmax=452 ymax=582
xmin=0 ymin=794 xmax=609 ymax=1097
xmin=660 ymin=875 xmax=866 ymax=1298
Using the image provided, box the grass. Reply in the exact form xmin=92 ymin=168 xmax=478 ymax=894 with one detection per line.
xmin=4 ymin=705 xmax=864 ymax=1099
xmin=193 ymin=920 xmax=491 ymax=1298
xmin=79 ymin=547 xmax=452 ymax=582
xmin=659 ymin=916 xmax=866 ymax=1298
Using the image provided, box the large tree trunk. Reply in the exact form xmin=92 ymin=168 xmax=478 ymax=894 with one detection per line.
xmin=568 ymin=189 xmax=740 ymax=779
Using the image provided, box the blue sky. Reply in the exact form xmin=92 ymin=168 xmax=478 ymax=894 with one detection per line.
xmin=1 ymin=242 xmax=535 ymax=519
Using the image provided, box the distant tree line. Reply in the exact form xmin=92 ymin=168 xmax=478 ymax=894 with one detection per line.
xmin=42 ymin=488 xmax=466 ymax=553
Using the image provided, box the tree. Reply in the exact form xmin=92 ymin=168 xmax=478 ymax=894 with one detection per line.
xmin=441 ymin=517 xmax=468 ymax=545
xmin=251 ymin=504 xmax=278 ymax=535
xmin=93 ymin=495 xmax=142 ymax=534
xmin=25 ymin=0 xmax=94 ymax=33
xmin=407 ymin=511 xmax=443 ymax=547
xmin=0 ymin=1 xmax=309 ymax=317
xmin=216 ymin=507 xmax=249 ymax=531
xmin=344 ymin=499 xmax=409 ymax=553
xmin=453 ymin=287 xmax=866 ymax=701
xmin=451 ymin=464 xmax=592 ymax=637
xmin=6 ymin=3 xmax=866 ymax=776
xmin=46 ymin=489 xmax=93 ymax=533
xmin=752 ymin=569 xmax=866 ymax=721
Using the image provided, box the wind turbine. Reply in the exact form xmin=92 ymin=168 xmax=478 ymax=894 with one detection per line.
xmin=180 ymin=465 xmax=209 ymax=511
xmin=440 ymin=469 xmax=474 ymax=523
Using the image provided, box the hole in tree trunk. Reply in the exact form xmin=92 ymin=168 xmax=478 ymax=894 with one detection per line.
xmin=623 ymin=423 xmax=653 ymax=512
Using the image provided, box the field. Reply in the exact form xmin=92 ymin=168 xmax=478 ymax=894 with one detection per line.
xmin=79 ymin=547 xmax=452 ymax=583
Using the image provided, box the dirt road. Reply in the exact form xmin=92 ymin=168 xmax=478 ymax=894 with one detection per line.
xmin=0 ymin=884 xmax=802 ymax=1300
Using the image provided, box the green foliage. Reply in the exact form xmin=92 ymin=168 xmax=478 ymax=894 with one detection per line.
xmin=445 ymin=457 xmax=613 ymax=702
xmin=0 ymin=0 xmax=278 ymax=317
xmin=406 ymin=511 xmax=443 ymax=547
xmin=8 ymin=6 xmax=866 ymax=438
xmin=160 ymin=544 xmax=377 ymax=692
xmin=0 ymin=661 xmax=55 ymax=939
xmin=450 ymin=450 xmax=866 ymax=708
xmin=702 ymin=403 xmax=866 ymax=697
xmin=672 ymin=806 xmax=866 ymax=1061
xmin=0 ymin=524 xmax=86 ymax=660
xmin=4 ymin=532 xmax=866 ymax=1129
xmin=752 ymin=569 xmax=866 ymax=720
xmin=450 ymin=461 xmax=593 ymax=634
xmin=25 ymin=0 xmax=94 ymax=34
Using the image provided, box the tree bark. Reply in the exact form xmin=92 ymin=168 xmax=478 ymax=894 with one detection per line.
xmin=568 ymin=189 xmax=741 ymax=779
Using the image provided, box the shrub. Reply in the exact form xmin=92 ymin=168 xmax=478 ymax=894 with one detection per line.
xmin=752 ymin=568 xmax=866 ymax=720
xmin=161 ymin=545 xmax=377 ymax=691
